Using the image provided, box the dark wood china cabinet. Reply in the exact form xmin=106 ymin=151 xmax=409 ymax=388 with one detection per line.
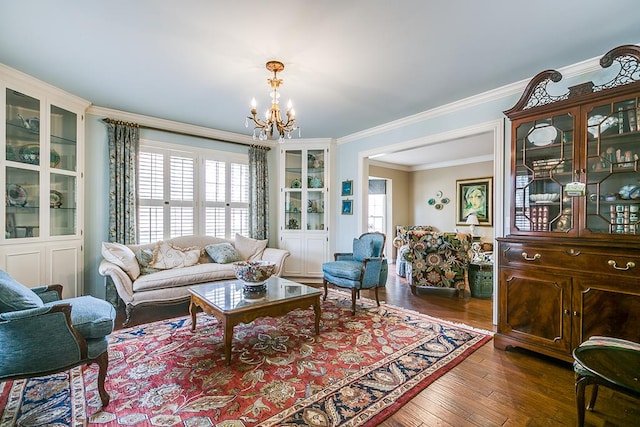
xmin=496 ymin=45 xmax=640 ymax=362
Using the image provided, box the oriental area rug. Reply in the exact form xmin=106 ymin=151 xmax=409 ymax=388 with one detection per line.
xmin=0 ymin=290 xmax=492 ymax=427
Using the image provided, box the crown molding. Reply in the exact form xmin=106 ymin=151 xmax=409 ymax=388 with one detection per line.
xmin=0 ymin=63 xmax=91 ymax=110
xmin=411 ymin=154 xmax=495 ymax=171
xmin=336 ymin=52 xmax=608 ymax=145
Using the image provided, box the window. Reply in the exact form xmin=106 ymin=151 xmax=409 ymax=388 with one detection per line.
xmin=368 ymin=179 xmax=387 ymax=233
xmin=138 ymin=141 xmax=249 ymax=244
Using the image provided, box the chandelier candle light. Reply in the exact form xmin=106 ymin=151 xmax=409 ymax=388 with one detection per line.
xmin=246 ymin=60 xmax=300 ymax=143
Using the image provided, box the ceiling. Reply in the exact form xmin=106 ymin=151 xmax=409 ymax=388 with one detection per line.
xmin=1 ymin=1 xmax=638 ymax=167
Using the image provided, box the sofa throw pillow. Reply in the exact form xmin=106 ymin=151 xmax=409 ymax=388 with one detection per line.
xmin=353 ymin=238 xmax=375 ymax=262
xmin=234 ymin=233 xmax=268 ymax=261
xmin=0 ymin=270 xmax=43 ymax=313
xmin=205 ymin=242 xmax=243 ymax=264
xmin=150 ymin=242 xmax=201 ymax=270
xmin=101 ymin=242 xmax=141 ymax=280
xmin=135 ymin=248 xmax=162 ymax=275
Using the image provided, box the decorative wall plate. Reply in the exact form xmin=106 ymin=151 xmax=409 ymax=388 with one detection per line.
xmin=435 ymin=203 xmax=443 ymax=210
xmin=441 ymin=197 xmax=450 ymax=204
xmin=428 ymin=198 xmax=436 ymax=205
xmin=7 ymin=184 xmax=27 ymax=206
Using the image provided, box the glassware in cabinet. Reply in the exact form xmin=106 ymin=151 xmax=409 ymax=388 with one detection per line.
xmin=284 ymin=190 xmax=302 ymax=230
xmin=50 ymin=173 xmax=76 ymax=236
xmin=512 ymin=112 xmax=575 ymax=234
xmin=584 ymin=96 xmax=640 ymax=235
xmin=284 ymin=150 xmax=302 ymax=189
xmin=6 ymin=167 xmax=40 ymax=239
xmin=6 ymin=89 xmax=40 ymax=166
xmin=50 ymin=105 xmax=77 ymax=172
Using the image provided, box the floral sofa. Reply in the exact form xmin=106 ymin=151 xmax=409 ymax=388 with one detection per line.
xmin=393 ymin=225 xmax=436 ymax=277
xmin=98 ymin=234 xmax=290 ymax=324
xmin=393 ymin=230 xmax=472 ymax=296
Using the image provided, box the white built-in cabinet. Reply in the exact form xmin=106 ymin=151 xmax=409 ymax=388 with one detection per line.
xmin=278 ymin=144 xmax=329 ymax=280
xmin=0 ymin=65 xmax=88 ymax=299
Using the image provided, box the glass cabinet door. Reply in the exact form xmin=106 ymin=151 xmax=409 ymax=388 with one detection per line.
xmin=306 ymin=149 xmax=325 ymax=231
xmin=49 ymin=104 xmax=77 ymax=236
xmin=513 ymin=112 xmax=576 ymax=234
xmin=584 ymin=96 xmax=640 ymax=235
xmin=282 ymin=148 xmax=326 ymax=232
xmin=5 ymin=89 xmax=42 ymax=239
xmin=284 ymin=150 xmax=302 ymax=230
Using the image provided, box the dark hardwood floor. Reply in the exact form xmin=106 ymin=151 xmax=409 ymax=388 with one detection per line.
xmin=113 ymin=267 xmax=639 ymax=427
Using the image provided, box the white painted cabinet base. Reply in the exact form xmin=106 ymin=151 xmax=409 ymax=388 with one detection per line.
xmin=0 ymin=241 xmax=82 ymax=299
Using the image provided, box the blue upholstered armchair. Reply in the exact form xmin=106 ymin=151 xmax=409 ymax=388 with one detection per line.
xmin=0 ymin=270 xmax=116 ymax=407
xmin=322 ymin=232 xmax=387 ymax=314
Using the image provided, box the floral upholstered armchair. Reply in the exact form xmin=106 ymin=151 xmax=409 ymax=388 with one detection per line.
xmin=393 ymin=231 xmax=472 ymax=296
xmin=392 ymin=225 xmax=436 ymax=277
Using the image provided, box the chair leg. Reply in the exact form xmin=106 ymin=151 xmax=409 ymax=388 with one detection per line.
xmin=410 ymin=285 xmax=417 ymax=295
xmin=374 ymin=286 xmax=380 ymax=307
xmin=323 ymin=278 xmax=329 ymax=301
xmin=575 ymin=375 xmax=587 ymax=427
xmin=95 ymin=351 xmax=110 ymax=408
xmin=351 ymin=288 xmax=357 ymax=315
xmin=587 ymin=384 xmax=598 ymax=411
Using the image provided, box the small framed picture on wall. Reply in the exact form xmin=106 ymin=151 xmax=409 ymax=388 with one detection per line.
xmin=341 ymin=180 xmax=353 ymax=196
xmin=341 ymin=199 xmax=353 ymax=215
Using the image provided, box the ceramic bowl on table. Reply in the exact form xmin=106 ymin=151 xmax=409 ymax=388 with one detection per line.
xmin=233 ymin=260 xmax=276 ymax=289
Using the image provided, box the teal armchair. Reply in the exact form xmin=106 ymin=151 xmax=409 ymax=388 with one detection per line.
xmin=0 ymin=270 xmax=115 ymax=407
xmin=322 ymin=232 xmax=387 ymax=314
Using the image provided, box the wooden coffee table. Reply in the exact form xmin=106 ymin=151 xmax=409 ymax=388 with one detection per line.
xmin=189 ymin=276 xmax=322 ymax=365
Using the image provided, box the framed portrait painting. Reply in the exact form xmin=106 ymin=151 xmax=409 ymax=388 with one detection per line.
xmin=341 ymin=199 xmax=353 ymax=215
xmin=341 ymin=180 xmax=353 ymax=196
xmin=456 ymin=177 xmax=493 ymax=226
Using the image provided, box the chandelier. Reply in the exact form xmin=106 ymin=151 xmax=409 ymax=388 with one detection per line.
xmin=246 ymin=60 xmax=300 ymax=143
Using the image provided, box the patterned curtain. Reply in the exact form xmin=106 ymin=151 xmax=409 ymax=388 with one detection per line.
xmin=248 ymin=145 xmax=270 ymax=240
xmin=105 ymin=120 xmax=139 ymax=244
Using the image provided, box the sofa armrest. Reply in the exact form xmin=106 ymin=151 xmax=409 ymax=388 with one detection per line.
xmin=98 ymin=259 xmax=135 ymax=303
xmin=259 ymin=248 xmax=290 ymax=277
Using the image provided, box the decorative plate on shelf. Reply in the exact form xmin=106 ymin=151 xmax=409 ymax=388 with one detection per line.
xmin=7 ymin=184 xmax=27 ymax=206
xmin=291 ymin=178 xmax=302 ymax=188
xmin=50 ymin=190 xmax=63 ymax=208
xmin=308 ymin=176 xmax=323 ymax=188
xmin=528 ymin=124 xmax=558 ymax=146
xmin=50 ymin=149 xmax=61 ymax=168
xmin=18 ymin=144 xmax=40 ymax=164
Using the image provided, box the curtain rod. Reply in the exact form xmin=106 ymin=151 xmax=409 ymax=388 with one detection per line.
xmin=101 ymin=118 xmax=270 ymax=150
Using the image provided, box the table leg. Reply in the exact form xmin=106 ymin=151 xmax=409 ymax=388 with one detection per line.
xmin=190 ymin=299 xmax=197 ymax=332
xmin=313 ymin=298 xmax=321 ymax=335
xmin=223 ymin=318 xmax=233 ymax=365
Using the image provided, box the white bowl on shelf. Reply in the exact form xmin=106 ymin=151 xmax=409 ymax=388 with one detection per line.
xmin=530 ymin=193 xmax=560 ymax=203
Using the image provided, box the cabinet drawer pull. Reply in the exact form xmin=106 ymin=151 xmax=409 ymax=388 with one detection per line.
xmin=607 ymin=260 xmax=636 ymax=271
xmin=521 ymin=252 xmax=541 ymax=261
xmin=563 ymin=309 xmax=571 ymax=315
